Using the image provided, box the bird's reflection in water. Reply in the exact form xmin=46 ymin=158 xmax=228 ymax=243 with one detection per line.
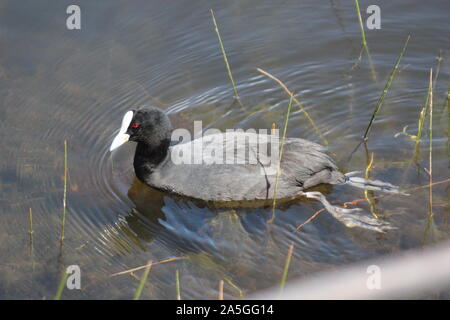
xmin=121 ymin=177 xmax=335 ymax=258
xmin=124 ymin=178 xmax=254 ymax=256
xmin=99 ymin=177 xmax=344 ymax=295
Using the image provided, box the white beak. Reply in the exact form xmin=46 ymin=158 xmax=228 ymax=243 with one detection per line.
xmin=109 ymin=110 xmax=134 ymax=151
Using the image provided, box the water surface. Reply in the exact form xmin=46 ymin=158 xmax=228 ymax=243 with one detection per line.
xmin=0 ymin=0 xmax=449 ymax=299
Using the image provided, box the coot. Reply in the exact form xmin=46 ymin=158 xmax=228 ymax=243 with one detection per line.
xmin=110 ymin=107 xmax=400 ymax=232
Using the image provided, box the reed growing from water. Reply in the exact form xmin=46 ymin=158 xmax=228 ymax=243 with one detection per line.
xmin=257 ymin=68 xmax=328 ymax=145
xmin=364 ymin=152 xmax=378 ymax=219
xmin=353 ymin=0 xmax=377 ymax=81
xmin=54 ymin=269 xmax=68 ymax=300
xmin=210 ymin=9 xmax=243 ymax=109
xmin=280 ymin=243 xmax=294 ymax=293
xmin=133 ymin=260 xmax=152 ymax=300
xmin=423 ymin=69 xmax=436 ymax=242
xmin=355 ymin=0 xmax=367 ymax=49
xmin=269 ymin=94 xmax=294 ymax=223
xmin=60 ymin=140 xmax=68 ymax=246
xmin=415 ymin=106 xmax=427 ymax=146
xmin=413 ymin=73 xmax=433 ymax=160
xmin=362 ymin=35 xmax=410 ymax=141
xmin=433 ymin=50 xmax=442 ymax=90
xmin=427 ymin=69 xmax=433 ymax=220
xmin=396 ymin=52 xmax=442 ymax=161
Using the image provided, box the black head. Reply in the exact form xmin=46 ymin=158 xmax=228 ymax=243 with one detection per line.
xmin=110 ymin=107 xmax=172 ymax=152
xmin=126 ymin=108 xmax=172 ymax=146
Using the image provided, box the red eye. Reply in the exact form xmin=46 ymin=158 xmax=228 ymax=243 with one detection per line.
xmin=132 ymin=123 xmax=139 ymax=128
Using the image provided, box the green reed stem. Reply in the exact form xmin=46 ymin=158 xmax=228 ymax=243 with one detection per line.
xmin=353 ymin=0 xmax=378 ymax=81
xmin=423 ymin=69 xmax=435 ymax=243
xmin=133 ymin=261 xmax=152 ymax=300
xmin=224 ymin=277 xmax=243 ymax=298
xmin=280 ymin=243 xmax=294 ymax=292
xmin=355 ymin=0 xmax=378 ymax=83
xmin=413 ymin=94 xmax=430 ymax=160
xmin=355 ymin=0 xmax=367 ymax=49
xmin=60 ymin=140 xmax=68 ymax=246
xmin=364 ymin=152 xmax=378 ymax=218
xmin=428 ymin=69 xmax=433 ymax=219
xmin=414 ymin=52 xmax=442 ymax=158
xmin=210 ymin=9 xmax=243 ymax=109
xmin=269 ymin=94 xmax=294 ymax=223
xmin=433 ymin=50 xmax=442 ymax=90
xmin=362 ymin=35 xmax=410 ymax=141
xmin=257 ymin=68 xmax=328 ymax=145
xmin=54 ymin=269 xmax=69 ymax=300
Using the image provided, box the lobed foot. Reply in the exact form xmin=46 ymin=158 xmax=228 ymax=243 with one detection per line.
xmin=299 ymin=191 xmax=397 ymax=233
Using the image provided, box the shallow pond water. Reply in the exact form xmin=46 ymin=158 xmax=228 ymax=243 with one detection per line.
xmin=0 ymin=0 xmax=449 ymax=299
